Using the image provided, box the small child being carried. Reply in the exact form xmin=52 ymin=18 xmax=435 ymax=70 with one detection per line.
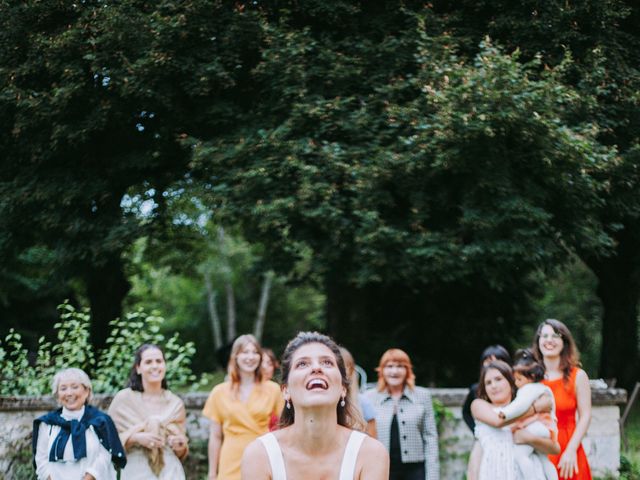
xmin=497 ymin=349 xmax=559 ymax=480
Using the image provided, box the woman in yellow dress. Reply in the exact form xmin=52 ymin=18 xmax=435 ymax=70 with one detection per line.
xmin=203 ymin=334 xmax=283 ymax=480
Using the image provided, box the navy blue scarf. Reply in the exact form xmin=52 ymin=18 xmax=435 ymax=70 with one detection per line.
xmin=33 ymin=405 xmax=127 ymax=470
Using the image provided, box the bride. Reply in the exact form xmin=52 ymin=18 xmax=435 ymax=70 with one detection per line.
xmin=241 ymin=332 xmax=389 ymax=480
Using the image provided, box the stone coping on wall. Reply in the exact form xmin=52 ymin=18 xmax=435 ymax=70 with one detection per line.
xmin=0 ymin=387 xmax=627 ymax=411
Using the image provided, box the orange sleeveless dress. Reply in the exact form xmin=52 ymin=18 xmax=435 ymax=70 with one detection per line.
xmin=542 ymin=367 xmax=592 ymax=480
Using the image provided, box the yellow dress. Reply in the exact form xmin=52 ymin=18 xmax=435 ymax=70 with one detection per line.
xmin=202 ymin=380 xmax=283 ymax=480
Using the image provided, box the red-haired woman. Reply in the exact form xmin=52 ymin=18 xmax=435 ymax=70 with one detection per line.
xmin=203 ymin=334 xmax=283 ymax=480
xmin=533 ymin=319 xmax=592 ymax=480
xmin=366 ymin=349 xmax=439 ymax=480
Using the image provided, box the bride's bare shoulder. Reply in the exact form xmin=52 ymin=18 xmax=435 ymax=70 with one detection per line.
xmin=357 ymin=435 xmax=389 ymax=479
xmin=241 ymin=436 xmax=271 ymax=480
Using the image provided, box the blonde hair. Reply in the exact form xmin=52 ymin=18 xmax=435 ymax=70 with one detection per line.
xmin=227 ymin=334 xmax=263 ymax=396
xmin=375 ymin=348 xmax=416 ymax=392
xmin=51 ymin=368 xmax=93 ymax=403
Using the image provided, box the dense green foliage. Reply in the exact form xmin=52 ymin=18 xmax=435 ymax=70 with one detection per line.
xmin=1 ymin=0 xmax=639 ymax=385
xmin=0 ymin=0 xmax=264 ymax=347
xmin=432 ymin=0 xmax=640 ymax=389
xmin=0 ymin=302 xmax=197 ymax=395
xmin=191 ymin=6 xmax=618 ymax=382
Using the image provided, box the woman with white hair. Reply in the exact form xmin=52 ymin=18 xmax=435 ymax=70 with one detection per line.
xmin=32 ymin=367 xmax=126 ymax=480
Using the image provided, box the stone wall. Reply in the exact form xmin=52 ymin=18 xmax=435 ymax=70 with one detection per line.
xmin=0 ymin=388 xmax=626 ymax=479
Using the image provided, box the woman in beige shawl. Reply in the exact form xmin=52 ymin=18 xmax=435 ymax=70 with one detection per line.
xmin=109 ymin=344 xmax=189 ymax=480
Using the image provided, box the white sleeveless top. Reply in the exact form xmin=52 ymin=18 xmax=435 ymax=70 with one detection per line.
xmin=259 ymin=430 xmax=367 ymax=480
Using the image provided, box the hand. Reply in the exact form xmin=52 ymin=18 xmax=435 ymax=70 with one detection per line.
xmin=533 ymin=393 xmax=553 ymax=414
xmin=83 ymin=474 xmax=96 ymax=480
xmin=558 ymin=447 xmax=579 ymax=479
xmin=133 ymin=431 xmax=165 ymax=449
xmin=512 ymin=429 xmax=535 ymax=445
xmin=208 ymin=471 xmax=218 ymax=480
xmin=168 ymin=434 xmax=188 ymax=454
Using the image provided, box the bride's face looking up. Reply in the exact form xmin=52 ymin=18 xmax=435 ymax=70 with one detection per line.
xmin=284 ymin=342 xmax=346 ymax=409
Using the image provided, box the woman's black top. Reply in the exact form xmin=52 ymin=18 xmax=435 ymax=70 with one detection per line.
xmin=462 ymin=383 xmax=478 ymax=433
xmin=389 ymin=414 xmax=402 ymax=464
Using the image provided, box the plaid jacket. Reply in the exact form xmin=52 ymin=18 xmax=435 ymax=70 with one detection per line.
xmin=365 ymin=386 xmax=439 ymax=480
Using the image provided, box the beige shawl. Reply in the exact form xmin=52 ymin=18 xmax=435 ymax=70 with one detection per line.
xmin=108 ymin=388 xmax=188 ymax=476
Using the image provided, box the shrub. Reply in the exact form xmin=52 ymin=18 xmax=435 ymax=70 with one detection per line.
xmin=0 ymin=301 xmax=197 ymax=395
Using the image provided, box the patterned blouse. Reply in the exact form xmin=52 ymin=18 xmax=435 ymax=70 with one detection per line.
xmin=365 ymin=385 xmax=439 ymax=480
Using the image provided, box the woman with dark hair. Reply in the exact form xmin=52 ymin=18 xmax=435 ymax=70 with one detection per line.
xmin=33 ymin=368 xmax=126 ymax=480
xmin=108 ymin=344 xmax=189 ymax=479
xmin=533 ymin=319 xmax=592 ymax=480
xmin=471 ymin=360 xmax=520 ymax=480
xmin=463 ymin=345 xmax=513 ymax=432
xmin=471 ymin=361 xmax=559 ymax=480
xmin=203 ymin=334 xmax=282 ymax=480
xmin=241 ymin=331 xmax=389 ymax=479
xmin=464 ymin=345 xmax=512 ymax=479
xmin=366 ymin=348 xmax=439 ymax=480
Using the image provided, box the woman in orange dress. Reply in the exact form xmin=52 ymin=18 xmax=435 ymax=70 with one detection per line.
xmin=533 ymin=319 xmax=592 ymax=480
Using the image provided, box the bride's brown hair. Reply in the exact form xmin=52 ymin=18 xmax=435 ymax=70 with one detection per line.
xmin=278 ymin=332 xmax=364 ymax=431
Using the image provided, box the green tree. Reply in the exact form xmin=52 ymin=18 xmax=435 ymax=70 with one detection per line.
xmin=0 ymin=0 xmax=264 ymax=348
xmin=432 ymin=0 xmax=640 ymax=387
xmin=192 ymin=6 xmax=612 ymax=383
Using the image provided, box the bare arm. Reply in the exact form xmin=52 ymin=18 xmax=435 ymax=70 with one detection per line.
xmin=241 ymin=439 xmax=271 ymax=480
xmin=471 ymin=399 xmax=511 ymax=427
xmin=533 ymin=392 xmax=553 ymax=414
xmin=208 ymin=421 xmax=223 ymax=480
xmin=513 ymin=429 xmax=560 ymax=455
xmin=358 ymin=436 xmax=390 ymax=480
xmin=559 ymin=369 xmax=591 ymax=479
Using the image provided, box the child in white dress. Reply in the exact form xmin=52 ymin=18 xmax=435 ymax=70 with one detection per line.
xmin=497 ymin=349 xmax=558 ymax=480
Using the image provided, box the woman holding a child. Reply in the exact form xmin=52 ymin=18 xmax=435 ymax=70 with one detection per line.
xmin=470 ymin=318 xmax=592 ymax=480
xmin=471 ymin=358 xmax=559 ymax=480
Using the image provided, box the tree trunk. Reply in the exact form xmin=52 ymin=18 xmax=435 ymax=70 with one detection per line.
xmin=584 ymin=233 xmax=640 ymax=389
xmin=225 ymin=282 xmax=237 ymax=342
xmin=253 ymin=271 xmax=274 ymax=342
xmin=590 ymin=262 xmax=640 ymax=389
xmin=85 ymin=255 xmax=130 ymax=351
xmin=217 ymin=226 xmax=237 ymax=342
xmin=204 ymin=271 xmax=223 ymax=350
